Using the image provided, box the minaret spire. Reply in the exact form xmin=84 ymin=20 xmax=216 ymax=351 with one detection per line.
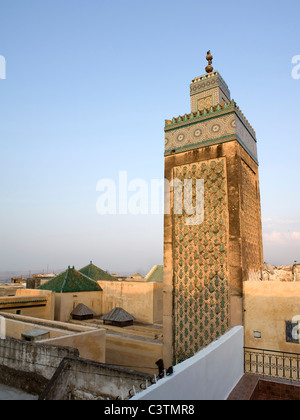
xmin=205 ymin=50 xmax=213 ymax=73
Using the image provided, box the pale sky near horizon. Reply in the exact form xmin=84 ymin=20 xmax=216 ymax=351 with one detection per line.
xmin=0 ymin=0 xmax=299 ymax=274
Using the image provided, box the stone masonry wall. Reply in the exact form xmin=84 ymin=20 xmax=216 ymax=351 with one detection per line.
xmin=40 ymin=356 xmax=153 ymax=400
xmin=0 ymin=337 xmax=79 ymax=394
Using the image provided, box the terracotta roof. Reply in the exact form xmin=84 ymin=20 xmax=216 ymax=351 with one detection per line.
xmin=101 ymin=307 xmax=136 ymax=323
xmin=71 ymin=303 xmax=96 ymax=317
xmin=79 ymin=261 xmax=117 ymax=282
xmin=38 ymin=266 xmax=102 ymax=293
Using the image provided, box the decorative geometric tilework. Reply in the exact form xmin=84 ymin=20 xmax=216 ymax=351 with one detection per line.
xmin=235 ymin=116 xmax=258 ymax=162
xmin=164 ymin=103 xmax=258 ymax=163
xmin=190 ymin=72 xmax=231 ymax=101
xmin=173 ymin=158 xmax=230 ymax=363
xmin=197 ymin=95 xmax=213 ymax=111
xmin=165 ymin=114 xmax=236 ymax=152
xmin=241 ymin=159 xmax=263 ymax=276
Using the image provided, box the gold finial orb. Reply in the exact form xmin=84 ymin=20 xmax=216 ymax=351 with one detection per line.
xmin=205 ymin=50 xmax=214 ymax=73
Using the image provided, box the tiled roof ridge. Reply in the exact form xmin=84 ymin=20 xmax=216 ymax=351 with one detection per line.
xmin=88 ymin=261 xmax=92 ymax=278
xmin=72 ymin=267 xmax=103 ymax=288
xmin=145 ymin=265 xmax=159 ymax=280
xmin=79 ymin=261 xmax=117 ymax=282
xmin=145 ymin=265 xmax=163 ymax=283
xmin=61 ymin=265 xmax=71 ymax=292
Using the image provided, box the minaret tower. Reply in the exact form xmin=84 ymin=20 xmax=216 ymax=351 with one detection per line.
xmin=163 ymin=52 xmax=263 ymax=366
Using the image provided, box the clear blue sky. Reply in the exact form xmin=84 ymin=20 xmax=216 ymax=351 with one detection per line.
xmin=0 ymin=0 xmax=299 ymax=273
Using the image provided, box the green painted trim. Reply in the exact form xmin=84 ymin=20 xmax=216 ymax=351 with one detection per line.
xmin=165 ymin=106 xmax=235 ymax=133
xmin=165 ymin=134 xmax=236 ymax=154
xmin=165 ymin=135 xmax=259 ymax=165
xmin=165 ymin=101 xmax=256 ymax=141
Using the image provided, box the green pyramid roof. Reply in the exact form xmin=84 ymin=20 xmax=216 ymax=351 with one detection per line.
xmin=79 ymin=261 xmax=117 ymax=282
xmin=38 ymin=266 xmax=102 ymax=293
xmin=145 ymin=265 xmax=163 ymax=282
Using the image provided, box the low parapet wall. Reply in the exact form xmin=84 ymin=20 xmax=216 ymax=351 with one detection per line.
xmin=0 ymin=337 xmax=79 ymax=395
xmin=132 ymin=326 xmax=244 ymax=401
xmin=0 ymin=311 xmax=106 ymax=363
xmin=40 ymin=356 xmax=152 ymax=400
xmin=42 ymin=329 xmax=106 ymax=363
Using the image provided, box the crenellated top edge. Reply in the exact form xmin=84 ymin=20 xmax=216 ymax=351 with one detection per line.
xmin=191 ymin=70 xmax=229 ymax=91
xmin=165 ymin=100 xmax=256 ymax=138
xmin=191 ymin=71 xmax=219 ymax=84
